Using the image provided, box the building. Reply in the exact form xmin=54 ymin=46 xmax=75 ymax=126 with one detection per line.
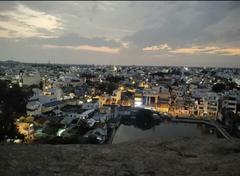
xmin=19 ymin=70 xmax=41 ymax=87
xmin=82 ymin=100 xmax=100 ymax=110
xmin=222 ymin=92 xmax=238 ymax=114
xmin=26 ymin=87 xmax=64 ymax=116
xmin=196 ymin=92 xmax=219 ymax=118
xmin=26 ymin=101 xmax=42 ymax=116
xmin=134 ymin=86 xmax=170 ymax=112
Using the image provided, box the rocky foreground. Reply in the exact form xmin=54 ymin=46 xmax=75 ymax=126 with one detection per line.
xmin=0 ymin=137 xmax=240 ymax=176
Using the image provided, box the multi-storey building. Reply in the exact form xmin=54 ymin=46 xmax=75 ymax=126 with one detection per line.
xmin=222 ymin=92 xmax=238 ymax=114
xmin=134 ymin=86 xmax=170 ymax=112
xmin=196 ymin=92 xmax=219 ymax=118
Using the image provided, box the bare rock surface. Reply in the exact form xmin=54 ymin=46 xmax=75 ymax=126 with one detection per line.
xmin=0 ymin=137 xmax=240 ymax=176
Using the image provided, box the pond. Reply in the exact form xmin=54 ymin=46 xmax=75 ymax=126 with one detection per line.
xmin=112 ymin=122 xmax=216 ymax=144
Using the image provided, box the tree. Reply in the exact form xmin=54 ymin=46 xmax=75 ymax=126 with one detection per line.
xmin=135 ymin=109 xmax=155 ymax=130
xmin=212 ymin=83 xmax=226 ymax=93
xmin=0 ymin=80 xmax=32 ymax=141
xmin=226 ymin=81 xmax=238 ymax=90
xmin=97 ymin=82 xmax=118 ymax=95
xmin=39 ymin=81 xmax=43 ymax=90
xmin=106 ymin=76 xmax=124 ymax=83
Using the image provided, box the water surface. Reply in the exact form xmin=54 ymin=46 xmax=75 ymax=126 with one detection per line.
xmin=113 ymin=122 xmax=215 ymax=144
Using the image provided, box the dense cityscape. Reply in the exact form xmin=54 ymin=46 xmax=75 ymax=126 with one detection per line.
xmin=0 ymin=1 xmax=240 ymax=175
xmin=0 ymin=60 xmax=239 ymax=144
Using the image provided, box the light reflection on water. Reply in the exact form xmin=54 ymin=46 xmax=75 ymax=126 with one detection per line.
xmin=113 ymin=122 xmax=215 ymax=144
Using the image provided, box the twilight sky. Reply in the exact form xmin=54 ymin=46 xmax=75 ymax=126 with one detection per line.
xmin=0 ymin=1 xmax=240 ymax=67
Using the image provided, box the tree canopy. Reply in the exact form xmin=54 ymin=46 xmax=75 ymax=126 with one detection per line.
xmin=212 ymin=83 xmax=226 ymax=93
xmin=0 ymin=80 xmax=32 ymax=141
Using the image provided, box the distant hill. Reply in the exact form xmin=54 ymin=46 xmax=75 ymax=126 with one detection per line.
xmin=0 ymin=60 xmax=22 ymax=64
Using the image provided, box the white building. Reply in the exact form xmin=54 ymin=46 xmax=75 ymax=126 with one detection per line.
xmin=222 ymin=92 xmax=238 ymax=114
xmin=19 ymin=71 xmax=41 ymax=87
xmin=26 ymin=87 xmax=63 ymax=116
xmin=26 ymin=101 xmax=42 ymax=116
xmin=191 ymin=88 xmax=211 ymax=98
xmin=196 ymin=92 xmax=219 ymax=118
xmin=60 ymin=109 xmax=95 ymax=125
xmin=82 ymin=100 xmax=100 ymax=110
xmin=134 ymin=86 xmax=170 ymax=112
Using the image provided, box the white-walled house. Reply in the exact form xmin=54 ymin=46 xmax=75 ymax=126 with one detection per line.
xmin=196 ymin=92 xmax=219 ymax=118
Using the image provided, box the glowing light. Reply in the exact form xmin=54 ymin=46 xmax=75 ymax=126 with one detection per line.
xmin=134 ymin=101 xmax=142 ymax=107
xmin=134 ymin=97 xmax=143 ymax=107
xmin=57 ymin=128 xmax=66 ymax=137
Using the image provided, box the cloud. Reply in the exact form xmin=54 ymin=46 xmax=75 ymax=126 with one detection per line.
xmin=0 ymin=1 xmax=239 ymax=67
xmin=204 ymin=48 xmax=240 ymax=56
xmin=125 ymin=1 xmax=240 ymax=48
xmin=0 ymin=4 xmax=62 ymax=38
xmin=122 ymin=42 xmax=129 ymax=49
xmin=103 ymin=37 xmax=129 ymax=48
xmin=40 ymin=33 xmax=126 ymax=48
xmin=142 ymin=44 xmax=171 ymax=51
xmin=43 ymin=44 xmax=120 ymax=54
xmin=38 ymin=33 xmax=128 ymax=53
xmin=142 ymin=44 xmax=240 ymax=56
xmin=170 ymin=45 xmax=240 ymax=56
xmin=170 ymin=46 xmax=207 ymax=54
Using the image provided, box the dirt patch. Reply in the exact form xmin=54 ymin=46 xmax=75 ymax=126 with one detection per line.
xmin=0 ymin=137 xmax=239 ymax=176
